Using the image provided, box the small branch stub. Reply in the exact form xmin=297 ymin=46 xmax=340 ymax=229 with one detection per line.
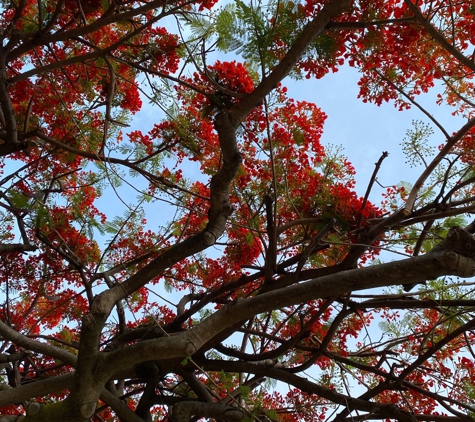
xmin=82 ymin=314 xmax=94 ymax=327
xmin=80 ymin=402 xmax=96 ymax=419
xmin=27 ymin=402 xmax=40 ymax=416
xmin=203 ymin=230 xmax=216 ymax=246
xmin=185 ymin=340 xmax=197 ymax=356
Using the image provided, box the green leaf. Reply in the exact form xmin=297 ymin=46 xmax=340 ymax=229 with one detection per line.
xmin=400 ymin=120 xmax=435 ymax=168
xmin=8 ymin=190 xmax=31 ymax=209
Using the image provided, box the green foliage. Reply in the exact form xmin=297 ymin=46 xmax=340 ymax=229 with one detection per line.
xmin=425 ymin=277 xmax=475 ymax=302
xmin=378 ymin=311 xmax=415 ymax=339
xmin=103 ymin=209 xmax=144 ymax=236
xmin=94 ymin=161 xmax=124 ymax=190
xmin=187 ymin=0 xmax=291 ymax=71
xmin=400 ymin=120 xmax=435 ymax=168
xmin=212 ymin=1 xmax=273 ymax=66
xmin=310 ymin=32 xmax=340 ymax=61
xmin=460 ymin=379 xmax=475 ymax=419
xmin=187 ymin=10 xmax=215 ymax=39
xmin=186 ymin=0 xmax=343 ymax=80
xmin=215 ymin=4 xmax=243 ymax=52
xmin=8 ymin=189 xmax=33 ymax=210
xmin=399 ymin=214 xmax=467 ymax=255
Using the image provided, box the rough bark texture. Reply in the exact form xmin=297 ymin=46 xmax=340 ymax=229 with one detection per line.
xmin=171 ymin=402 xmax=245 ymax=422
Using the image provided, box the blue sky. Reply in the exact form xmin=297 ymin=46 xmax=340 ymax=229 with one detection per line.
xmin=124 ymin=61 xmax=465 ymax=220
xmin=289 ymin=65 xmax=466 ymax=200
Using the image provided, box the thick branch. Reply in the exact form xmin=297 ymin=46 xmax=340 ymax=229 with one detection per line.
xmin=0 ymin=373 xmax=73 ymax=407
xmin=0 ymin=34 xmax=20 ymax=145
xmin=0 ymin=320 xmax=77 ymax=367
xmin=103 ymin=244 xmax=475 ymax=373
xmin=171 ymin=402 xmax=245 ymax=422
xmin=90 ymin=112 xmax=242 ymax=320
xmin=196 ymin=360 xmax=418 ymax=422
xmin=0 ymin=243 xmax=37 ymax=253
xmin=99 ymin=388 xmax=145 ymax=422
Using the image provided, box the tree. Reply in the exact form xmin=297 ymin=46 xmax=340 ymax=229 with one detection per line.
xmin=2 ymin=0 xmax=475 ymax=420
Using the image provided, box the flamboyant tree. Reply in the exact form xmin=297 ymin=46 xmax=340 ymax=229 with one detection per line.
xmin=2 ymin=0 xmax=475 ymax=420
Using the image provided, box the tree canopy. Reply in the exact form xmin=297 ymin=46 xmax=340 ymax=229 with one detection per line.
xmin=2 ymin=0 xmax=475 ymax=421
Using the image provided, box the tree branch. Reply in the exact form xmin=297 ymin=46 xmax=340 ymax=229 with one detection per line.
xmin=404 ymin=0 xmax=475 ymax=75
xmin=170 ymin=402 xmax=245 ymax=422
xmin=103 ymin=230 xmax=475 ymax=373
xmin=0 ymin=320 xmax=77 ymax=367
xmin=0 ymin=373 xmax=73 ymax=407
xmin=230 ymin=0 xmax=351 ymax=124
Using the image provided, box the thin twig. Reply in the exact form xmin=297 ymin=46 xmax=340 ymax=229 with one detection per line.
xmin=359 ymin=151 xmax=388 ymax=228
